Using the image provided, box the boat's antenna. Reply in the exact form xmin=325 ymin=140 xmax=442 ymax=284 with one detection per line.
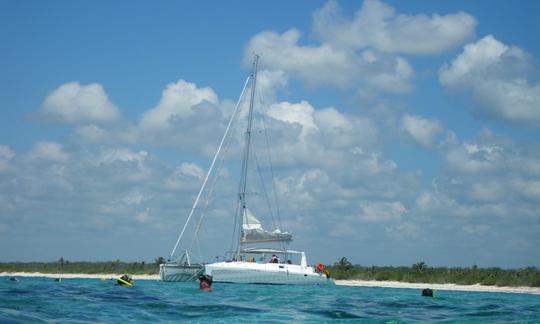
xmin=235 ymin=54 xmax=259 ymax=258
xmin=169 ymin=75 xmax=251 ymax=260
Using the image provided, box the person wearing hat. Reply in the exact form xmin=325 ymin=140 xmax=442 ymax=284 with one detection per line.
xmin=199 ymin=274 xmax=213 ymax=291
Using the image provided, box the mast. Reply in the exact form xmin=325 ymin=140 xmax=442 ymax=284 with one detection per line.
xmin=236 ymin=55 xmax=259 ymax=257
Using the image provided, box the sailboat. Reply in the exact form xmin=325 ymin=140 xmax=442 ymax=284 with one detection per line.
xmin=161 ymin=55 xmax=333 ymax=285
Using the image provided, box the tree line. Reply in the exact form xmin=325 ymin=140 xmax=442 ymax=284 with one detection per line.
xmin=0 ymin=257 xmax=166 ymax=275
xmin=2 ymin=256 xmax=539 ymax=287
xmin=327 ymin=257 xmax=540 ymax=287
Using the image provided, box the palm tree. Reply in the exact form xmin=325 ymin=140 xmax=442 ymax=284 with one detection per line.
xmin=58 ymin=257 xmax=65 ymax=269
xmin=154 ymin=256 xmax=165 ymax=266
xmin=335 ymin=257 xmax=353 ymax=271
xmin=412 ymin=261 xmax=427 ymax=272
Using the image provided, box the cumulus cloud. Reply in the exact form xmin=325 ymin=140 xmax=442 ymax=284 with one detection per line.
xmin=0 ymin=142 xmax=214 ymax=260
xmin=440 ymin=35 xmax=540 ymax=125
xmin=313 ymin=0 xmax=476 ymax=54
xmin=178 ymin=162 xmax=204 ymax=179
xmin=256 ymin=70 xmax=288 ymax=102
xmin=74 ymin=124 xmax=138 ymax=145
xmin=28 ymin=141 xmax=70 ymax=163
xmin=40 ymin=82 xmax=121 ymax=123
xmin=139 ymin=80 xmax=218 ymax=131
xmin=359 ymin=201 xmax=407 ymax=222
xmin=414 ymin=130 xmax=540 ymax=225
xmin=244 ymin=0 xmax=478 ymax=94
xmin=135 ymin=208 xmax=152 ymax=223
xmin=401 ymin=114 xmax=444 ymax=148
xmin=74 ymin=125 xmax=108 ymax=143
xmin=267 ymin=101 xmax=318 ymax=139
xmin=245 ymin=29 xmax=414 ymax=93
xmin=444 ymin=141 xmax=504 ymax=173
xmin=258 ymin=99 xmax=380 ymax=170
xmin=462 ymin=224 xmax=490 ymax=235
xmin=0 ymin=145 xmax=15 ymax=171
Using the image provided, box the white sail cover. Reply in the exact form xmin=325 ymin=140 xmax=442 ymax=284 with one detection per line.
xmin=242 ymin=209 xmax=292 ymax=243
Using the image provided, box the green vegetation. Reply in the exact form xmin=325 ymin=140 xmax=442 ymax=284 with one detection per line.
xmin=0 ymin=257 xmax=165 ymax=275
xmin=2 ymin=256 xmax=539 ymax=288
xmin=327 ymin=257 xmax=540 ymax=287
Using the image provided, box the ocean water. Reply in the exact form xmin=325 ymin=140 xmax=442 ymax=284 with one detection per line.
xmin=1 ymin=277 xmax=539 ymax=323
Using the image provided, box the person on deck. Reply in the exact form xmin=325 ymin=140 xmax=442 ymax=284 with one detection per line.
xmin=269 ymin=254 xmax=279 ymax=263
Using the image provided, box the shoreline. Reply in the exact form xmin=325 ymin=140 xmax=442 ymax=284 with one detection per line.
xmin=0 ymin=272 xmax=159 ymax=280
xmin=2 ymin=272 xmax=539 ymax=295
xmin=335 ymin=279 xmax=540 ymax=295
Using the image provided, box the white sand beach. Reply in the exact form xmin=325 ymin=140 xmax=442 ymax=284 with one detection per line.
xmin=2 ymin=272 xmax=539 ymax=294
xmin=0 ymin=272 xmax=159 ymax=280
xmin=335 ymin=279 xmax=540 ymax=295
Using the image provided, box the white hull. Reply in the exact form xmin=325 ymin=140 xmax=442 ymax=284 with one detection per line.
xmin=204 ymin=261 xmax=334 ymax=285
xmin=160 ymin=263 xmax=204 ymax=282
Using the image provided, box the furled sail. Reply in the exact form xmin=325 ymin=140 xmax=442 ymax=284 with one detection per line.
xmin=241 ymin=209 xmax=292 ymax=243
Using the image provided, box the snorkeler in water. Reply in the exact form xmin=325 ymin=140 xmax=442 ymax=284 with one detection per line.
xmin=199 ymin=274 xmax=213 ymax=292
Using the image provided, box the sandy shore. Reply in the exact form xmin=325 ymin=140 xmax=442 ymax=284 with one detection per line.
xmin=2 ymin=272 xmax=539 ymax=294
xmin=0 ymin=272 xmax=159 ymax=280
xmin=335 ymin=279 xmax=540 ymax=295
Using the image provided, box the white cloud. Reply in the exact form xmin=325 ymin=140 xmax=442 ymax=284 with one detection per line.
xmin=444 ymin=141 xmax=504 ymax=173
xmin=439 ymin=35 xmax=517 ymax=86
xmin=256 ymin=70 xmax=288 ymax=102
xmin=258 ymin=98 xmax=381 ymax=172
xmin=74 ymin=125 xmax=108 ymax=143
xmin=136 ymin=208 xmax=152 ymax=223
xmin=313 ymin=0 xmax=476 ymax=54
xmin=74 ymin=124 xmax=138 ymax=145
xmin=179 ymin=163 xmax=204 ymax=179
xmin=313 ymin=107 xmax=353 ymax=132
xmin=0 ymin=145 xmax=15 ymax=171
xmin=512 ymin=179 xmax=540 ymax=202
xmin=40 ymin=82 xmax=120 ymax=123
xmin=28 ymin=141 xmax=70 ymax=163
xmin=385 ymin=221 xmax=420 ymax=239
xmin=440 ymin=35 xmax=540 ymax=125
xmin=349 ymin=148 xmax=397 ymax=174
xmin=245 ymin=29 xmax=414 ymax=93
xmin=243 ymin=0 xmax=475 ymax=95
xmin=360 ymin=201 xmax=407 ymax=222
xmin=411 ymin=130 xmax=540 ymax=227
xmin=473 ymin=79 xmax=540 ymax=124
xmin=244 ymin=0 xmax=476 ymax=94
xmin=122 ymin=192 xmax=145 ymax=206
xmin=401 ymin=114 xmax=444 ymax=148
xmin=139 ymin=80 xmax=218 ymax=131
xmin=415 ymin=191 xmax=439 ymax=212
xmin=462 ymin=224 xmax=490 ymax=235
xmin=365 ymin=56 xmax=414 ymax=93
xmin=164 ymin=162 xmax=207 ymax=191
xmin=267 ymin=101 xmax=318 ymax=139
xmin=246 ymin=29 xmax=358 ymax=87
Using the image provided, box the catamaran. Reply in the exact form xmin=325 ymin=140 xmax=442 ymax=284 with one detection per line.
xmin=160 ymin=56 xmax=333 ymax=285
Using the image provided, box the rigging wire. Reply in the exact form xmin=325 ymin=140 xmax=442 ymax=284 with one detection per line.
xmin=252 ymin=150 xmax=277 ymax=229
xmin=257 ymin=92 xmax=283 ymax=231
xmin=188 ymin=84 xmax=246 ymax=260
xmin=169 ymin=76 xmax=250 ymax=260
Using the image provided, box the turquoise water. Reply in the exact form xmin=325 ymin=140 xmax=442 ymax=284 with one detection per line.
xmin=1 ymin=277 xmax=539 ymax=323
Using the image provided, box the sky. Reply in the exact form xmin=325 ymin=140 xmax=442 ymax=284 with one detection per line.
xmin=1 ymin=0 xmax=540 ymax=268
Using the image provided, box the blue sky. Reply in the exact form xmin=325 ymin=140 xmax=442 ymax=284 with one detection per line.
xmin=1 ymin=0 xmax=540 ymax=268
